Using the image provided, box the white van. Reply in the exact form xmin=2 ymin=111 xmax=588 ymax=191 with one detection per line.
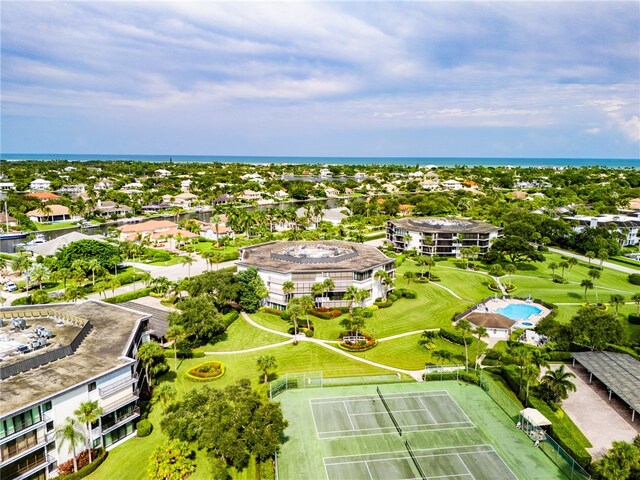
xmin=4 ymin=282 xmax=18 ymax=292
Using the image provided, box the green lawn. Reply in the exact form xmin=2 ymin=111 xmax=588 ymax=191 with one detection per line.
xmin=35 ymin=220 xmax=80 ymax=231
xmin=351 ymin=334 xmax=486 ymax=370
xmin=146 ymin=255 xmax=187 ymax=267
xmin=194 ymin=315 xmax=287 ymax=353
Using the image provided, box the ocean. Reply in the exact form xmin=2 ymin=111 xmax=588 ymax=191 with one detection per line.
xmin=0 ymin=153 xmax=638 ymax=168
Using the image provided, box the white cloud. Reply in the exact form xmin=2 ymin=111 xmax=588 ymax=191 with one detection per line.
xmin=585 ymin=127 xmax=601 ymax=135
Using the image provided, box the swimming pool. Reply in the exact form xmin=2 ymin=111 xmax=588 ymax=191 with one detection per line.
xmin=497 ymin=304 xmax=542 ymax=320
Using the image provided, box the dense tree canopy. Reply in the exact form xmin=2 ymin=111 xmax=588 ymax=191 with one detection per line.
xmin=569 ymin=306 xmax=627 ymax=351
xmin=161 ymin=379 xmax=287 ymax=474
xmin=484 ymin=235 xmax=545 ymax=264
xmin=56 ymin=240 xmax=121 ymax=271
xmin=169 ymin=296 xmax=225 ymax=344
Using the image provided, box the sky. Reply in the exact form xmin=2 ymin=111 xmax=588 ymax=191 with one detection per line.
xmin=1 ymin=1 xmax=639 ymax=159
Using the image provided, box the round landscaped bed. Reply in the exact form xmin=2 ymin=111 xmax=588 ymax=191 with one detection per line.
xmin=339 ymin=333 xmax=377 ymax=352
xmin=185 ymin=361 xmax=225 ymax=382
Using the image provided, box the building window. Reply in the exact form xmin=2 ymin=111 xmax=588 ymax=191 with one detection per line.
xmin=42 ymin=401 xmax=52 ymax=412
xmin=46 ymin=421 xmax=54 ymax=433
xmin=88 ymin=382 xmax=97 ymax=392
xmin=354 ymin=270 xmax=372 ymax=281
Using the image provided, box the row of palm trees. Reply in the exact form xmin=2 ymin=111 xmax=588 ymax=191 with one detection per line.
xmin=55 ymin=400 xmax=103 ymax=474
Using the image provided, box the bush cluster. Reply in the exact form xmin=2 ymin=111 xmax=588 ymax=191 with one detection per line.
xmin=261 ymin=307 xmax=283 ymax=316
xmin=223 ymin=310 xmax=240 ymax=328
xmin=439 ymin=328 xmax=474 ymax=346
xmin=104 ymin=287 xmax=153 ymax=304
xmin=339 ymin=333 xmax=376 ymax=351
xmin=311 ymin=307 xmax=342 ymax=319
xmin=185 ymin=362 xmax=225 ymax=382
xmin=136 ymin=419 xmax=152 ymax=437
xmin=57 ymin=449 xmax=102 ymax=477
xmin=628 ymin=273 xmax=640 ymax=285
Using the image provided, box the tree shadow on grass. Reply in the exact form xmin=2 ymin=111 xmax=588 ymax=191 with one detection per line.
xmin=568 ymin=292 xmax=582 ymax=300
xmin=514 ymin=263 xmax=538 ymax=271
xmin=207 ymin=332 xmax=228 ymax=346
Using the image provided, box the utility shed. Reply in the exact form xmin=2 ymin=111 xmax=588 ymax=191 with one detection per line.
xmin=571 ymin=351 xmax=640 ymax=421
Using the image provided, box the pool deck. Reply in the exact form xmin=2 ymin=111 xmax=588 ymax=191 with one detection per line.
xmin=473 ymin=298 xmax=551 ymax=330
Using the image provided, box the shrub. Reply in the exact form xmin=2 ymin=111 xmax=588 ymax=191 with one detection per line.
xmin=11 ymin=296 xmax=30 ymax=306
xmin=628 ymin=314 xmax=640 ymax=325
xmin=387 ymin=292 xmax=399 ymax=302
xmin=304 ymin=329 xmax=314 ymax=338
xmin=260 ymin=307 xmax=283 ymax=316
xmin=545 ymin=351 xmax=573 ymax=362
xmin=57 ymin=449 xmax=107 ymax=480
xmin=311 ymin=308 xmax=342 ymax=319
xmin=339 ymin=333 xmax=377 ymax=351
xmin=552 ymin=275 xmax=568 ymax=284
xmin=104 ymin=287 xmax=153 ymax=304
xmin=402 ymin=289 xmax=417 ymax=299
xmin=368 ymin=305 xmax=379 ymax=311
xmin=223 ymin=310 xmax=239 ymax=328
xmin=163 ymin=350 xmax=205 ymax=359
xmin=374 ymin=300 xmax=393 ymax=308
xmin=629 ymin=274 xmax=640 ymax=285
xmin=484 ymin=348 xmax=502 ymax=360
xmin=136 ymin=419 xmax=152 ymax=437
xmin=185 ymin=362 xmax=225 ymax=382
xmin=414 ymin=277 xmax=430 ymax=283
xmin=439 ymin=328 xmax=474 ymax=346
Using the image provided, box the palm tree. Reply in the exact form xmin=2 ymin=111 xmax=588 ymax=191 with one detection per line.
xmin=154 ymin=383 xmax=177 ymax=409
xmin=432 ymin=349 xmax=453 ymax=365
xmin=322 ymin=278 xmax=335 ymax=303
xmin=503 ymin=264 xmax=516 ymax=287
xmin=597 ymin=248 xmax=609 ymax=267
xmin=182 ymin=255 xmax=195 ymax=278
xmin=419 ymin=330 xmax=438 ymax=350
xmin=474 ymin=326 xmax=488 ymax=370
xmin=282 ymin=281 xmax=295 ymax=302
xmin=580 ymin=279 xmax=594 ymax=303
xmin=29 ymin=264 xmax=49 ymax=290
xmin=522 ymin=362 xmax=540 ymax=405
xmin=165 ymin=324 xmax=186 ymax=371
xmin=588 ymin=268 xmax=601 ymax=303
xmin=632 ymin=293 xmax=640 ymax=315
xmin=11 ymin=254 xmax=31 ymax=276
xmin=74 ymin=401 xmax=103 ymax=463
xmin=311 ymin=282 xmax=324 ymax=307
xmin=609 ymin=294 xmax=625 ymax=316
xmin=567 ymin=257 xmax=578 ymax=270
xmin=540 ymin=364 xmax=576 ymax=407
xmin=55 ymin=417 xmax=86 ymax=473
xmin=300 ymin=295 xmax=315 ymax=329
xmin=455 ymin=319 xmax=473 ymax=370
xmin=548 ymin=262 xmax=558 ymax=279
xmin=374 ymin=270 xmax=390 ymax=300
xmin=585 ymin=251 xmax=595 ymax=264
xmin=286 ymin=298 xmax=304 ymax=338
xmin=64 ymin=283 xmax=86 ymax=303
xmin=137 ymin=341 xmax=165 ymax=388
xmin=86 ymin=258 xmax=102 ymax=286
xmin=403 ymin=271 xmax=415 ymax=285
xmin=256 ymin=354 xmax=278 ymax=384
xmin=559 ymin=261 xmax=569 ymax=280
xmin=106 ymin=275 xmax=121 ymax=297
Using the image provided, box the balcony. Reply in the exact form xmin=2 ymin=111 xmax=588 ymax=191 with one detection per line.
xmin=100 ymin=392 xmax=139 ymax=416
xmin=101 ymin=406 xmax=140 ymax=433
xmin=1 ymin=451 xmax=49 ymax=480
xmin=0 ymin=430 xmax=49 ymax=466
xmin=0 ymin=414 xmax=50 ymax=443
xmin=99 ymin=374 xmax=138 ymax=397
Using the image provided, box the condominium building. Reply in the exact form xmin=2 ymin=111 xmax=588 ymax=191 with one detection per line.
xmin=387 ymin=218 xmax=502 ymax=257
xmin=0 ymin=301 xmax=150 ymax=480
xmin=237 ymin=241 xmax=395 ymax=309
xmin=564 ymin=214 xmax=640 ymax=246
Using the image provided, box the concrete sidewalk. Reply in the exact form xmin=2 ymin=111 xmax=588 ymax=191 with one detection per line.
xmin=548 ymin=247 xmax=640 ymax=274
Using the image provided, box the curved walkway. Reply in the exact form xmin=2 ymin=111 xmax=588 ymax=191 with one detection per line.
xmin=549 ymin=247 xmax=640 ymax=274
xmin=203 ymin=338 xmax=294 ymax=355
xmin=241 ymin=313 xmax=428 ymax=381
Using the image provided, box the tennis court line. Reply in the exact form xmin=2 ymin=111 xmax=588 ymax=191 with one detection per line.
xmin=416 ymin=395 xmax=438 ymax=424
xmin=310 ymin=391 xmax=450 ymax=403
xmin=320 ymin=419 xmax=473 ymax=434
xmin=343 ymin=401 xmax=356 ymax=431
xmin=325 ymin=447 xmax=498 ymax=465
xmin=442 ymin=391 xmax=475 ymax=426
xmin=323 ymin=444 xmax=497 ymax=462
xmin=349 ymin=407 xmax=448 ymax=416
xmin=457 ymin=453 xmax=477 ymax=480
xmin=317 ymin=425 xmax=477 ymax=440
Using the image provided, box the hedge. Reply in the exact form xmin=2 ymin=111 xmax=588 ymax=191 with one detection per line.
xmin=223 ymin=310 xmax=239 ymax=328
xmin=439 ymin=328 xmax=474 ymax=346
xmin=605 ymin=343 xmax=640 ymax=361
xmin=136 ymin=419 xmax=152 ymax=437
xmin=628 ymin=314 xmax=640 ymax=325
xmin=164 ymin=350 xmax=205 ymax=359
xmin=422 ymin=371 xmax=480 ymax=385
xmin=104 ymin=287 xmax=153 ymax=304
xmin=628 ymin=273 xmax=640 ymax=285
xmin=57 ymin=449 xmax=108 ymax=480
xmin=260 ymin=307 xmax=283 ymax=316
xmin=338 ymin=340 xmax=377 ymax=352
xmin=312 ymin=307 xmax=342 ymax=319
xmin=374 ymin=299 xmax=393 ymax=308
xmin=545 ymin=351 xmax=573 ymax=362
xmin=185 ymin=361 xmax=226 ymax=382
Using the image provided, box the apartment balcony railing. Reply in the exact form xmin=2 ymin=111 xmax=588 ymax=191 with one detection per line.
xmin=2 ymin=451 xmax=49 ymax=480
xmin=101 ymin=407 xmax=140 ymax=433
xmin=99 ymin=374 xmax=138 ymax=397
xmin=0 ymin=413 xmax=50 ymax=443
xmin=0 ymin=431 xmax=49 ymax=466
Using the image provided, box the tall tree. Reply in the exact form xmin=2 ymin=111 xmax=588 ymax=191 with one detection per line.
xmin=137 ymin=341 xmax=167 ymax=389
xmin=455 ymin=320 xmax=473 ymax=370
xmin=539 ymin=364 xmax=576 ymax=408
xmin=580 ymin=279 xmax=593 ymax=303
xmin=588 ymin=268 xmax=602 ymax=303
xmin=165 ymin=324 xmax=186 ymax=371
xmin=74 ymin=401 xmax=103 ymax=463
xmin=474 ymin=326 xmax=488 ymax=370
xmin=148 ymin=440 xmax=196 ymax=480
xmin=55 ymin=417 xmax=86 ymax=473
xmin=609 ymin=294 xmax=625 ymax=316
xmin=256 ymin=355 xmax=277 ymax=384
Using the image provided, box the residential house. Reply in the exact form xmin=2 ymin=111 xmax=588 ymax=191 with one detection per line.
xmin=117 ymin=220 xmax=198 ymax=250
xmin=0 ymin=182 xmax=15 ymax=191
xmin=27 ymin=205 xmax=80 ymax=223
xmin=154 ymin=169 xmax=171 ymax=178
xmin=564 ymin=214 xmax=640 ymax=246
xmin=441 ymin=180 xmax=462 ymax=190
xmin=324 ymin=187 xmax=340 ymax=198
xmin=239 ymin=190 xmax=262 ymax=202
xmin=29 ymin=179 xmax=51 ymax=191
xmin=25 ymin=192 xmax=61 ymax=203
xmin=94 ymin=201 xmax=133 ymax=218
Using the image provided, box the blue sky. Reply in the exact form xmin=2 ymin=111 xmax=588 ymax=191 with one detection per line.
xmin=1 ymin=1 xmax=639 ymax=158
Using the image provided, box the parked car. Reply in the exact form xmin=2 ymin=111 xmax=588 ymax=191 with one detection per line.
xmin=31 ymin=338 xmax=47 ymax=350
xmin=16 ymin=344 xmax=31 ymax=354
xmin=4 ymin=282 xmax=17 ymax=292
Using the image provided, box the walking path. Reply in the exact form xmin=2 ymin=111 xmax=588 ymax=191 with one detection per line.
xmin=548 ymin=247 xmax=640 ymax=274
xmin=241 ymin=313 xmax=429 ymax=381
xmin=203 ymin=339 xmax=294 ymax=355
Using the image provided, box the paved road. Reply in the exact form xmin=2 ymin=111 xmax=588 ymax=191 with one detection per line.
xmin=548 ymin=247 xmax=640 ymax=274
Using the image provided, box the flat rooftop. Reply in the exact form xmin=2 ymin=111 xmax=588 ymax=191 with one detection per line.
xmin=389 ymin=217 xmax=501 ymax=234
xmin=237 ymin=240 xmax=394 ymax=273
xmin=0 ymin=301 xmax=148 ymax=417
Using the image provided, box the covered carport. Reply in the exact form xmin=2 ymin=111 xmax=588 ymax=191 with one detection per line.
xmin=571 ymin=351 xmax=640 ymax=422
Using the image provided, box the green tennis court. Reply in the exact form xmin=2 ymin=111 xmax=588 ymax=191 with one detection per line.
xmin=277 ymin=381 xmax=569 ymax=480
xmin=325 ymin=444 xmax=517 ymax=480
xmin=310 ymin=391 xmax=473 ymax=439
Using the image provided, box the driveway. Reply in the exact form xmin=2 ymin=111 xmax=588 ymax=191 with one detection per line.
xmin=548 ymin=247 xmax=640 ymax=274
xmin=562 ymin=364 xmax=638 ymax=460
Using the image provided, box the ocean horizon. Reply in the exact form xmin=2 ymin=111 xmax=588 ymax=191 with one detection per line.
xmin=0 ymin=153 xmax=638 ymax=168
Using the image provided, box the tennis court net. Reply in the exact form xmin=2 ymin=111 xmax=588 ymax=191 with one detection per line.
xmin=405 ymin=439 xmax=427 ymax=480
xmin=376 ymin=387 xmax=402 ymax=436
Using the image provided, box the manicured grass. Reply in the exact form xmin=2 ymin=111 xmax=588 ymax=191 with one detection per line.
xmin=195 ymin=315 xmax=287 ymax=352
xmin=608 ymin=256 xmax=640 ymax=270
xmin=251 ymin=311 xmax=292 ymax=333
xmin=350 ymin=334 xmax=486 ymax=370
xmin=35 ymin=220 xmax=80 ymax=231
xmin=146 ymin=255 xmax=186 ymax=267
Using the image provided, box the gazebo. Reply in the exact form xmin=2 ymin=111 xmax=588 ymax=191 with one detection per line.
xmin=519 ymin=408 xmax=551 ymax=442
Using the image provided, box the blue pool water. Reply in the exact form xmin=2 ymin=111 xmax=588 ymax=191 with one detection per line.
xmin=497 ymin=304 xmax=542 ymax=320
